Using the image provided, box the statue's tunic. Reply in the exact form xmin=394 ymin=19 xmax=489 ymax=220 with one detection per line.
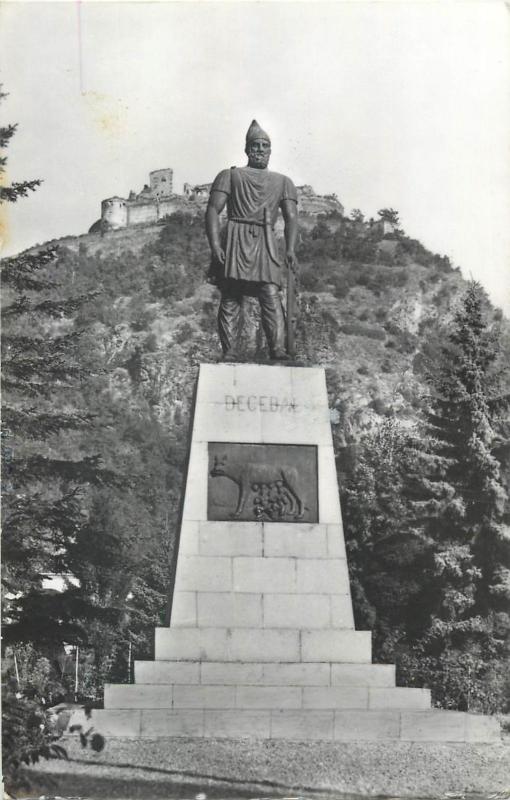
xmin=211 ymin=166 xmax=298 ymax=287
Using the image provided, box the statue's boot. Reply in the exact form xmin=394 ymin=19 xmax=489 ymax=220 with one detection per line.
xmin=270 ymin=348 xmax=291 ymax=361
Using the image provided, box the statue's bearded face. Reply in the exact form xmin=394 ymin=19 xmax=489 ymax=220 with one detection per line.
xmin=246 ymin=138 xmax=271 ymax=169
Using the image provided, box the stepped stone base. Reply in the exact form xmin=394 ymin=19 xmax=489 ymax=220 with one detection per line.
xmin=94 ymin=364 xmax=500 ymax=744
xmin=71 ymin=707 xmax=500 ymax=742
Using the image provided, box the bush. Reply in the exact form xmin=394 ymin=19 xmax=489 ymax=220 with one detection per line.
xmin=128 ymin=295 xmax=156 ymax=332
xmin=340 ymin=322 xmax=386 ymax=340
xmin=398 ymin=651 xmax=510 ymax=713
xmin=148 ymin=261 xmax=190 ymax=300
xmin=174 ymin=321 xmax=195 ymax=344
xmin=299 ymin=265 xmax=329 ymax=293
xmin=2 ymin=683 xmax=68 ymax=794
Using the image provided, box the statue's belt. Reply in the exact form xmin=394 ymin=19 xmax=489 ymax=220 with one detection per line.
xmin=229 ymin=216 xmax=268 ymax=228
xmin=228 ymin=211 xmax=280 ymax=267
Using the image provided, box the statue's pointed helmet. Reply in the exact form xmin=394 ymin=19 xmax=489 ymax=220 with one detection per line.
xmin=245 ymin=119 xmax=271 ymax=145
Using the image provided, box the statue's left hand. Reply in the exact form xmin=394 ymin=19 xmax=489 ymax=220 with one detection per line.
xmin=286 ymin=250 xmax=297 ymax=273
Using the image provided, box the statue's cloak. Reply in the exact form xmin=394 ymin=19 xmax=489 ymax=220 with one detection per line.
xmin=210 ymin=166 xmax=297 ymax=286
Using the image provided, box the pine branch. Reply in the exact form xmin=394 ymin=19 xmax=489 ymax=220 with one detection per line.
xmin=2 ymin=330 xmax=81 ymax=355
xmin=1 ymin=296 xmax=31 ymax=317
xmin=2 ymin=355 xmax=85 ymax=381
xmin=0 ymin=180 xmax=42 ymax=203
xmin=33 ymin=293 xmax=99 ymax=317
xmin=1 ymin=248 xmax=58 ymax=291
xmin=11 ymin=454 xmax=122 ymax=487
xmin=2 ymin=406 xmax=94 ymax=438
xmin=0 ymin=122 xmax=17 ymax=149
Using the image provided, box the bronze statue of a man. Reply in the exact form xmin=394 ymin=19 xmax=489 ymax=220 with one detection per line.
xmin=205 ymin=120 xmax=298 ymax=361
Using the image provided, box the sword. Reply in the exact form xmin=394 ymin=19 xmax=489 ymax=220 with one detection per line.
xmin=286 ymin=253 xmax=297 ymax=360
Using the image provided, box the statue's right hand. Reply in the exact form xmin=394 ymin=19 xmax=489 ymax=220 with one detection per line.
xmin=213 ymin=247 xmax=226 ymax=265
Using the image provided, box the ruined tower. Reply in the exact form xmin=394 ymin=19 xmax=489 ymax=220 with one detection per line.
xmin=150 ymin=168 xmax=173 ymax=198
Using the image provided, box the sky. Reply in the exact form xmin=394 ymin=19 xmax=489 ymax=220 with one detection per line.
xmin=1 ymin=1 xmax=509 ymax=312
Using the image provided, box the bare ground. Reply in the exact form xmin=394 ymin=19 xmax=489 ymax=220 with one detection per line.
xmin=21 ymin=735 xmax=510 ymax=800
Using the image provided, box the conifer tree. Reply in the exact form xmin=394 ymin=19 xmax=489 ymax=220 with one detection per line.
xmin=0 ymin=86 xmax=41 ymax=202
xmin=1 ymin=89 xmax=112 ymax=647
xmin=342 ymin=419 xmax=430 ymax=660
xmin=413 ymin=282 xmax=510 ymax=654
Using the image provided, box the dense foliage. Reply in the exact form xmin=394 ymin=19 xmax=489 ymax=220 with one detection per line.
xmin=1 ymin=105 xmax=169 ymax=790
xmin=342 ymin=283 xmax=510 ymax=711
xmin=2 ymin=143 xmax=509 ymax=761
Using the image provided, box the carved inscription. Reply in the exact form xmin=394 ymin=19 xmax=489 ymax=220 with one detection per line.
xmin=224 ymin=395 xmax=298 ymax=413
xmin=208 ymin=443 xmax=318 ymax=523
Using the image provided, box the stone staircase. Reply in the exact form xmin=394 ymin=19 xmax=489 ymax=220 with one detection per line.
xmin=90 ymin=520 xmax=497 ymax=742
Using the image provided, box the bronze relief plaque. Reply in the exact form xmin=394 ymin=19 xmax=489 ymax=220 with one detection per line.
xmin=208 ymin=442 xmax=318 ymax=523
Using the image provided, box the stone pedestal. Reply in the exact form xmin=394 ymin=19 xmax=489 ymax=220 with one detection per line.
xmin=84 ymin=364 xmax=500 ymax=743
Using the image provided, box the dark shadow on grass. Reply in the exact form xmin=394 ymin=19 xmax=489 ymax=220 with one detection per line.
xmin=26 ymin=759 xmax=378 ymax=800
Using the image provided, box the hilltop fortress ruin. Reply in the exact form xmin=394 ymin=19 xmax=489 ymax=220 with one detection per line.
xmin=90 ymin=168 xmax=345 ymax=234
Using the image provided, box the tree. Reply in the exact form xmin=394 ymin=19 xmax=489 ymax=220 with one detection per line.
xmin=350 ymin=208 xmax=364 ymax=223
xmin=0 ymin=89 xmax=97 ymax=792
xmin=0 ymin=86 xmax=41 ymax=202
xmin=342 ymin=419 xmax=430 ymax=660
xmin=0 ymin=86 xmax=117 ymax=648
xmin=1 ymin=247 xmax=117 ymax=646
xmin=377 ymin=207 xmax=400 ymax=226
xmin=342 ymin=284 xmax=510 ymax=709
xmin=402 ymin=283 xmax=510 ymax=706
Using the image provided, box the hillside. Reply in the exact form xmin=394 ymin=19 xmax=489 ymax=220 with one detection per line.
xmin=4 ymin=205 xmax=509 ymax=713
xmin=37 ymin=209 xmax=482 ymax=448
xmin=24 ymin=207 xmax=509 ymax=521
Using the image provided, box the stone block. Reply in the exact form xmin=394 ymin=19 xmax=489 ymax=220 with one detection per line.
xmin=303 ymin=687 xmax=368 ymax=709
xmin=296 ymin=558 xmax=350 ymax=594
xmin=270 ymin=710 xmax=334 ymax=740
xmin=286 ymin=367 xmax=327 ymax=409
xmin=196 ymin=363 xmax=242 ymax=400
xmin=177 ymin=520 xmax=199 ymax=555
xmin=334 ymin=710 xmax=400 ymax=741
xmin=181 ymin=442 xmax=208 ymax=521
xmin=301 ymin=630 xmax=372 ymax=662
xmin=174 ymin=556 xmax=232 ymax=593
xmin=203 ymin=710 xmax=271 ymax=738
xmin=197 ymin=592 xmax=262 ymax=628
xmin=198 ymin=363 xmax=294 ymax=405
xmin=317 ymin=446 xmax=342 ymax=523
xmin=193 ymin=401 xmax=263 ymax=443
xmin=173 ymin=685 xmax=236 ymax=709
xmin=331 ymin=663 xmax=396 ymax=687
xmin=260 ymin=403 xmax=331 ymax=445
xmin=200 ymin=662 xmax=264 ymax=685
xmin=170 ymin=591 xmax=197 ymax=627
xmin=369 ymin=687 xmax=431 ymax=710
xmin=262 ymin=662 xmax=331 ymax=686
xmin=155 ymin=628 xmax=229 ymax=661
xmin=465 ymin=713 xmax=501 ymax=742
xmin=263 ymin=594 xmax=330 ymax=628
xmin=263 ymin=523 xmax=328 ymax=558
xmin=73 ymin=709 xmax=141 ymax=737
xmin=229 ymin=629 xmax=300 ymax=662
xmin=236 ymin=686 xmax=302 ymax=709
xmin=140 ymin=709 xmax=204 ymax=737
xmin=199 ymin=522 xmax=263 ymax=556
xmin=327 ymin=524 xmax=347 ymax=558
xmin=330 ymin=595 xmax=355 ymax=628
xmin=104 ymin=684 xmax=172 ymax=709
xmin=400 ymin=710 xmax=466 ymax=741
xmin=233 ymin=556 xmax=296 ymax=593
xmin=134 ymin=660 xmax=200 ymax=685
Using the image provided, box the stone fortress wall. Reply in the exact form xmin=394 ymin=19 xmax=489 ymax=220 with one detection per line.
xmin=94 ymin=169 xmax=345 ymax=233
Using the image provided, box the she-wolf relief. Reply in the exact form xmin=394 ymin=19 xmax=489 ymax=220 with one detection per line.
xmin=208 ymin=443 xmax=318 ymax=523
